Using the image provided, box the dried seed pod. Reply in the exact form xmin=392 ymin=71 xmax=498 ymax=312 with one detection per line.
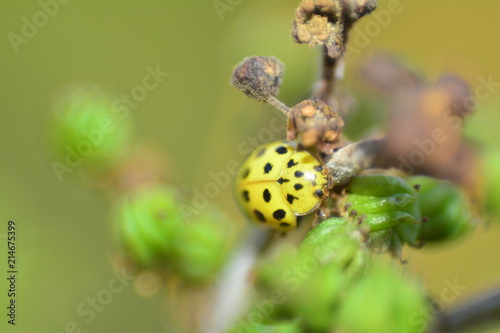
xmin=292 ymin=0 xmax=344 ymax=58
xmin=230 ymin=56 xmax=285 ymax=103
xmin=343 ymin=0 xmax=378 ymax=21
xmin=292 ymin=0 xmax=377 ymax=58
xmin=287 ymin=98 xmax=344 ymax=154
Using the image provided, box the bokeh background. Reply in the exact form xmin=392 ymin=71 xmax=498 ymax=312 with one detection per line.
xmin=1 ymin=0 xmax=499 ymax=332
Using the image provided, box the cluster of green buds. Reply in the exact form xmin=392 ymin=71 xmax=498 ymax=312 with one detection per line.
xmin=115 ymin=185 xmax=233 ymax=284
xmin=339 ymin=174 xmax=423 ymax=257
xmin=232 ymin=216 xmax=429 ymax=332
xmin=338 ymin=174 xmax=474 ymax=255
xmin=50 ymin=85 xmax=132 ymax=177
xmin=232 ymin=219 xmax=369 ymax=332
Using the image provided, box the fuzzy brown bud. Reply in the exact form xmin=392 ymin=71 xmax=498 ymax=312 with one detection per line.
xmin=287 ymin=98 xmax=344 ymax=154
xmin=230 ymin=56 xmax=285 ymax=102
xmin=343 ymin=0 xmax=377 ymax=21
xmin=292 ymin=0 xmax=377 ymax=58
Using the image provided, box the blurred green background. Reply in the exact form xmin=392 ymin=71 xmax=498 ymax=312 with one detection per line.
xmin=0 ymin=0 xmax=499 ymax=332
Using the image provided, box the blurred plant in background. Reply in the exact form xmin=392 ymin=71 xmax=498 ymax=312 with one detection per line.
xmin=44 ymin=0 xmax=500 ymax=333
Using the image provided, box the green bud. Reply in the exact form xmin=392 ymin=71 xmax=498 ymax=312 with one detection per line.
xmin=338 ymin=263 xmax=428 ymax=333
xmin=115 ymin=185 xmax=183 ymax=267
xmin=342 ymin=174 xmax=422 ymax=256
xmin=300 ymin=217 xmax=370 ymax=280
xmin=50 ymin=85 xmax=132 ymax=173
xmin=173 ymin=209 xmax=233 ymax=283
xmin=407 ymin=176 xmax=474 ymax=243
xmin=256 ymin=241 xmax=346 ymax=331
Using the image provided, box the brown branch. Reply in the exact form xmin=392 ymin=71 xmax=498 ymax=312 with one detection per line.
xmin=430 ymin=289 xmax=500 ymax=333
xmin=325 ymin=137 xmax=386 ymax=185
xmin=315 ymin=45 xmax=341 ymax=105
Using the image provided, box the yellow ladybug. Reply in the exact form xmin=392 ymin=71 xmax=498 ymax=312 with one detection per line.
xmin=236 ymin=140 xmax=329 ymax=231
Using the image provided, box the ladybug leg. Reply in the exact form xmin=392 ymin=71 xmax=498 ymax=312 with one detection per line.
xmin=311 ymin=200 xmax=331 ymax=227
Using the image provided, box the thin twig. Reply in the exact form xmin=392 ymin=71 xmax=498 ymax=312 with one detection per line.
xmin=266 ymin=96 xmax=290 ymax=115
xmin=430 ymin=289 xmax=500 ymax=333
xmin=202 ymin=229 xmax=271 ymax=333
xmin=325 ymin=137 xmax=386 ymax=185
xmin=315 ymin=45 xmax=339 ymax=105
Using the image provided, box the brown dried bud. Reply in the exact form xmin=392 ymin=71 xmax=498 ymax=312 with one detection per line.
xmin=435 ymin=74 xmax=474 ymax=118
xmin=343 ymin=0 xmax=377 ymax=21
xmin=292 ymin=0 xmax=344 ymax=58
xmin=230 ymin=56 xmax=285 ymax=102
xmin=287 ymin=98 xmax=344 ymax=154
xmin=292 ymin=0 xmax=377 ymax=59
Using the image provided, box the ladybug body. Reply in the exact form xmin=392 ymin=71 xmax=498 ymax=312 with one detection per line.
xmin=236 ymin=141 xmax=329 ymax=231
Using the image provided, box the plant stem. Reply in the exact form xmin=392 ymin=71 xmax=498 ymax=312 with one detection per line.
xmin=266 ymin=96 xmax=290 ymax=115
xmin=325 ymin=137 xmax=386 ymax=185
xmin=315 ymin=45 xmax=339 ymax=106
xmin=430 ymin=289 xmax=500 ymax=333
xmin=202 ymin=229 xmax=271 ymax=333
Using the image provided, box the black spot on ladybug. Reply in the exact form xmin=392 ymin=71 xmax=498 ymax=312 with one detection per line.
xmin=286 ymin=194 xmax=298 ymax=204
xmin=254 ymin=210 xmax=266 ymax=222
xmin=264 ymin=163 xmax=273 ymax=174
xmin=314 ymin=165 xmax=323 ymax=172
xmin=277 ymin=177 xmax=290 ymax=184
xmin=280 ymin=222 xmax=291 ymax=228
xmin=242 ymin=190 xmax=250 ymax=202
xmin=273 ymin=209 xmax=286 ymax=220
xmin=294 ymin=171 xmax=304 ymax=178
xmin=275 ymin=146 xmax=288 ymax=154
xmin=294 ymin=183 xmax=304 ymax=191
xmin=263 ymin=189 xmax=271 ymax=202
xmin=312 ymin=181 xmax=317 ymax=186
xmin=314 ymin=190 xmax=324 ymax=198
xmin=287 ymin=159 xmax=298 ymax=168
xmin=256 ymin=147 xmax=266 ymax=157
xmin=242 ymin=168 xmax=250 ymax=179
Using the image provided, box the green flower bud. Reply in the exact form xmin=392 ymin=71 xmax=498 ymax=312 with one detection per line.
xmin=338 ymin=263 xmax=428 ymax=333
xmin=256 ymin=242 xmax=346 ymax=331
xmin=300 ymin=217 xmax=371 ymax=280
xmin=341 ymin=174 xmax=422 ymax=256
xmin=173 ymin=209 xmax=233 ymax=283
xmin=50 ymin=85 xmax=132 ymax=173
xmin=115 ymin=185 xmax=183 ymax=267
xmin=407 ymin=176 xmax=475 ymax=243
